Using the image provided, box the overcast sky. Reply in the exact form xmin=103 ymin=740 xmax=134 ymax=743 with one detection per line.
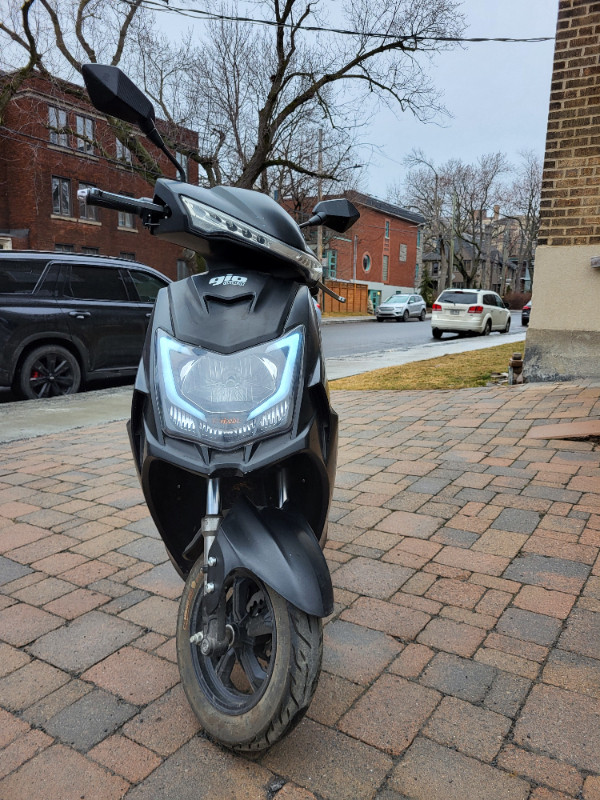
xmin=156 ymin=0 xmax=558 ymax=199
xmin=358 ymin=0 xmax=558 ymax=198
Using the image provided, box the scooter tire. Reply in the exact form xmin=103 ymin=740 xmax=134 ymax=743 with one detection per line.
xmin=177 ymin=563 xmax=323 ymax=753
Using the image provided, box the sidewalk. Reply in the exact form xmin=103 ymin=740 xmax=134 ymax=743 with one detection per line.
xmin=0 ymin=381 xmax=599 ymax=799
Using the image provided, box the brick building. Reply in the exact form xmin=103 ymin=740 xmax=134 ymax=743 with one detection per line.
xmin=525 ymin=0 xmax=600 ymax=380
xmin=321 ymin=192 xmax=425 ymax=308
xmin=0 ymin=72 xmax=198 ymax=280
xmin=294 ymin=191 xmax=424 ymax=309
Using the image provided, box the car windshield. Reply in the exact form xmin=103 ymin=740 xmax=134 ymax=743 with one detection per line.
xmin=438 ymin=291 xmax=478 ymax=305
xmin=384 ymin=294 xmax=409 ymax=304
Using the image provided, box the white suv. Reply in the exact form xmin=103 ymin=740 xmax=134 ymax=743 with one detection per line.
xmin=431 ymin=289 xmax=511 ymax=338
xmin=376 ymin=293 xmax=427 ymax=322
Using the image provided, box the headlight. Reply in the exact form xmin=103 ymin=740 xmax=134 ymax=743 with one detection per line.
xmin=155 ymin=327 xmax=304 ymax=448
xmin=180 ymin=195 xmax=322 ymax=284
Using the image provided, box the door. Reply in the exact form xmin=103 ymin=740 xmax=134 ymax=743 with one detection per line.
xmin=60 ymin=264 xmax=145 ymax=372
xmin=124 ymin=267 xmax=169 ymax=354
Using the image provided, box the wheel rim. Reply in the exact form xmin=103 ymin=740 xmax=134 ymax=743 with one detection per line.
xmin=28 ymin=353 xmax=76 ymax=398
xmin=484 ymin=321 xmax=491 ymax=336
xmin=189 ymin=573 xmax=276 ymax=715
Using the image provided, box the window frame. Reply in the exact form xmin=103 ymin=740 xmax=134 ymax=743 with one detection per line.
xmin=48 ymin=105 xmax=68 ymax=147
xmin=75 ymin=114 xmax=95 ymax=155
xmin=52 ymin=175 xmax=72 ymax=217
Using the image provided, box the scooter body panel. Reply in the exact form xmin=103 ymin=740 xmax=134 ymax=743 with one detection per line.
xmin=205 ymin=497 xmax=334 ymax=618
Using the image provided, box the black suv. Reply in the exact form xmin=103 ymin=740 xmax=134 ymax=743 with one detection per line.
xmin=0 ymin=251 xmax=171 ymax=399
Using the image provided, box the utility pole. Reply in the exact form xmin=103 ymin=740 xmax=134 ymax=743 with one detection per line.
xmin=448 ymin=192 xmax=456 ymax=289
xmin=317 ymin=128 xmax=325 ymax=311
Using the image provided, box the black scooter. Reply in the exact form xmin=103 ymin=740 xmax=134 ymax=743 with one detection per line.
xmin=80 ymin=65 xmax=359 ymax=752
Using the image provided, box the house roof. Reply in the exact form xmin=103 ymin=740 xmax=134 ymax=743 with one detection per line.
xmin=346 ymin=191 xmax=426 ymax=225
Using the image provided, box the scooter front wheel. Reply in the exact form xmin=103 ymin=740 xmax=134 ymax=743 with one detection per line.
xmin=177 ymin=563 xmax=323 ymax=753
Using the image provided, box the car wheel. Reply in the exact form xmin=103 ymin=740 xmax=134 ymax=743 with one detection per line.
xmin=503 ymin=316 xmax=511 ymax=333
xmin=402 ymin=310 xmax=409 ymax=322
xmin=376 ymin=317 xmax=384 ymax=322
xmin=419 ymin=309 xmax=426 ymax=321
xmin=432 ymin=328 xmax=442 ymax=340
xmin=482 ymin=319 xmax=492 ymax=336
xmin=17 ymin=345 xmax=81 ymax=400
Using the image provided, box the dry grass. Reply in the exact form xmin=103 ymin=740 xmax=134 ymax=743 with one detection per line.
xmin=330 ymin=340 xmax=526 ymax=391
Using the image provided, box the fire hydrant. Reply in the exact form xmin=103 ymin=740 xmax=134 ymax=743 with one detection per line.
xmin=508 ymin=352 xmax=524 ymax=385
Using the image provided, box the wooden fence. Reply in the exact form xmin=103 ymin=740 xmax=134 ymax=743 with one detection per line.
xmin=322 ymin=280 xmax=368 ymax=313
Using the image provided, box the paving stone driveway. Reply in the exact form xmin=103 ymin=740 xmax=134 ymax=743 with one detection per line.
xmin=0 ymin=381 xmax=599 ymax=800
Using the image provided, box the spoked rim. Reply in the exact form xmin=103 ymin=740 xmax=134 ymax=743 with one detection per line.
xmin=28 ymin=353 xmax=77 ymax=397
xmin=189 ymin=572 xmax=277 ymax=715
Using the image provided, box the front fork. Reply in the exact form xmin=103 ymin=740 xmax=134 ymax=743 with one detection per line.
xmin=189 ymin=471 xmax=288 ymax=656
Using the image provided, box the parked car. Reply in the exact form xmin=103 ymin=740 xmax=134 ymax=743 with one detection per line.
xmin=376 ymin=293 xmax=427 ymax=322
xmin=431 ymin=289 xmax=511 ymax=339
xmin=0 ymin=251 xmax=170 ymax=399
xmin=521 ymin=301 xmax=531 ymax=326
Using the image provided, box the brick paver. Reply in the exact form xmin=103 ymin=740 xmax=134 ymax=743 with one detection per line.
xmin=0 ymin=381 xmax=599 ymax=798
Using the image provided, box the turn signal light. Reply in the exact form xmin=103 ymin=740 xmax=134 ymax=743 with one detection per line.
xmin=468 ymin=305 xmax=484 ymax=314
xmin=432 ymin=303 xmax=442 ymax=311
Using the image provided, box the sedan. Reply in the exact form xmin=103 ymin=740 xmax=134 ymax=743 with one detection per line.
xmin=376 ymin=293 xmax=427 ymax=322
xmin=431 ymin=289 xmax=511 ymax=338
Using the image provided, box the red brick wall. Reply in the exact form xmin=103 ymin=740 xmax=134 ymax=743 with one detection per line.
xmin=0 ymin=75 xmax=198 ymax=278
xmin=326 ymin=204 xmax=419 ymax=287
xmin=537 ymin=0 xmax=600 ymax=247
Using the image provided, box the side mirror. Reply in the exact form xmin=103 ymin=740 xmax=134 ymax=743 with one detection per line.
xmin=81 ymin=64 xmax=186 ymax=181
xmin=301 ymin=199 xmax=360 ymax=233
xmin=82 ymin=64 xmax=156 ymax=138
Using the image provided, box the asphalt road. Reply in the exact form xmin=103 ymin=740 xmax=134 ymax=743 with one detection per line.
xmin=321 ymin=311 xmax=526 ymax=359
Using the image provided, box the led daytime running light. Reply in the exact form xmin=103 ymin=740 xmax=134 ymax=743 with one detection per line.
xmin=181 ymin=195 xmax=322 ymax=283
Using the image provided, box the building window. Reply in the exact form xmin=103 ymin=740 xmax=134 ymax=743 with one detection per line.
xmin=52 ymin=176 xmax=71 ymax=216
xmin=48 ymin=106 xmax=68 ymax=147
xmin=78 ymin=182 xmax=98 ymax=221
xmin=116 ymin=138 xmax=132 ymax=164
xmin=385 ymin=220 xmax=390 ymax=239
xmin=382 ymin=255 xmax=389 ymax=282
xmin=399 ymin=243 xmax=407 ymax=262
xmin=176 ymin=151 xmax=189 ymax=180
xmin=325 ymin=249 xmax=337 ymax=279
xmin=82 ymin=246 xmax=100 ymax=255
xmin=75 ymin=114 xmax=95 ymax=154
xmin=119 ymin=252 xmax=136 ymax=261
xmin=362 ymin=253 xmax=371 ymax=273
xmin=118 ymin=194 xmax=135 ymax=230
xmin=55 ymin=243 xmax=75 ymax=252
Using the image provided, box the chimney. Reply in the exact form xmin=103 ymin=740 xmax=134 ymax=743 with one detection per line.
xmin=493 ymin=205 xmax=500 ymax=221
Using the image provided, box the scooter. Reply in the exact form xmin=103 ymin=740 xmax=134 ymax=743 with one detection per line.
xmin=80 ymin=64 xmax=359 ymax=752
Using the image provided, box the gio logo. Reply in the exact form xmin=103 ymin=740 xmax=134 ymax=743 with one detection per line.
xmin=209 ymin=274 xmax=247 ymax=287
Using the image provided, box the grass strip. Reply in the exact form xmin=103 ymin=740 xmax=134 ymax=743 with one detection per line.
xmin=330 ymin=340 xmax=526 ymax=391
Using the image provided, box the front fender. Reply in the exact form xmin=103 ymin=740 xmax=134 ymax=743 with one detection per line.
xmin=207 ymin=497 xmax=333 ymax=618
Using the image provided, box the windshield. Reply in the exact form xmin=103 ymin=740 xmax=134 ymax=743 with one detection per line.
xmin=438 ymin=291 xmax=478 ymax=305
xmin=384 ymin=294 xmax=409 ymax=304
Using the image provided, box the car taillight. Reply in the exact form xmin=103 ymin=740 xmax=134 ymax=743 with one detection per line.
xmin=468 ymin=305 xmax=484 ymax=314
xmin=432 ymin=303 xmax=442 ymax=311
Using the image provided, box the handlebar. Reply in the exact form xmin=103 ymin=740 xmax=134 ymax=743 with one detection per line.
xmin=77 ymin=188 xmax=168 ymax=223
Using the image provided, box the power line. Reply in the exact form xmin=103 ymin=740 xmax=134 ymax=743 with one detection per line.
xmin=128 ymin=0 xmax=554 ymax=44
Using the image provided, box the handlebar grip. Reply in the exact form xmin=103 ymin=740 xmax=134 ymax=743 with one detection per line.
xmin=77 ymin=188 xmax=167 ymax=219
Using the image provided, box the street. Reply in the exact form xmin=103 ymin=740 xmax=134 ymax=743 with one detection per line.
xmin=322 ymin=312 xmax=527 ymax=379
xmin=321 ymin=312 xmax=526 ymax=359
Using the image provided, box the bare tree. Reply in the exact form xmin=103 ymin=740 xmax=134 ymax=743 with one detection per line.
xmin=398 ymin=151 xmax=509 ymax=288
xmin=503 ymin=150 xmax=542 ymax=289
xmin=1 ymin=0 xmax=466 ymax=191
